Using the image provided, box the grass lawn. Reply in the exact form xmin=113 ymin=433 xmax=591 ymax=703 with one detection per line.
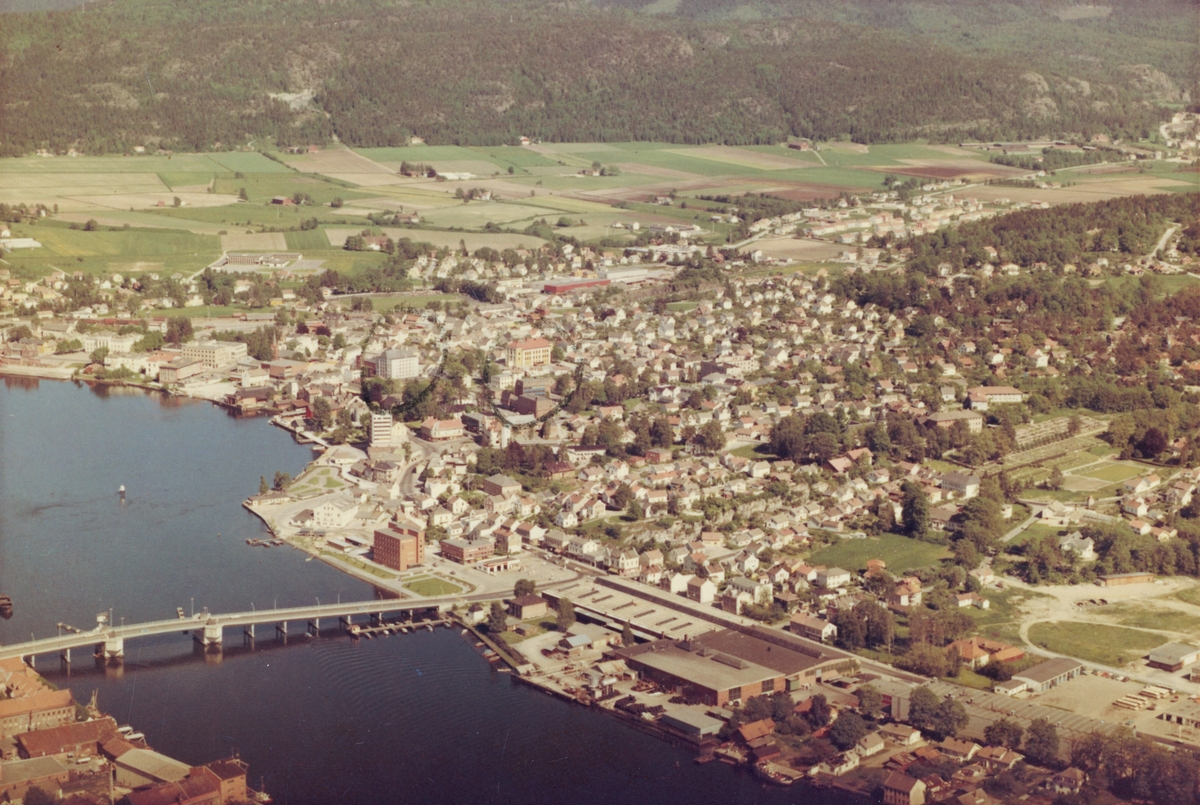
xmin=369 ymin=293 xmax=461 ymax=311
xmin=402 ymin=577 xmax=464 ymax=596
xmin=320 ymin=551 xmax=396 ymax=580
xmin=731 ymin=443 xmax=775 ymax=460
xmin=1009 ymin=522 xmax=1066 ymax=547
xmin=1080 ymin=463 xmax=1144 ymax=483
xmin=809 ymin=533 xmax=950 ymax=575
xmin=946 ymin=668 xmax=994 ymax=690
xmin=1027 ymin=621 xmax=1162 ymax=666
xmin=1176 ymin=587 xmax=1200 ymax=607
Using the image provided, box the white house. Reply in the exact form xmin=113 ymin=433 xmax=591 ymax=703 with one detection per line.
xmin=312 ymin=496 xmax=358 ymax=529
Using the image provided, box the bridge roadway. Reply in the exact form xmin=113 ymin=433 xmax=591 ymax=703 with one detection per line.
xmin=0 ymin=596 xmax=461 ymax=663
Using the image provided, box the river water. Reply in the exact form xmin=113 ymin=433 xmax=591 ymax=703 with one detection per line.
xmin=0 ymin=379 xmax=862 ymax=805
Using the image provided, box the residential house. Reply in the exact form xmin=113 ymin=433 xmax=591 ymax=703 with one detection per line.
xmin=883 ymin=773 xmax=926 ymax=805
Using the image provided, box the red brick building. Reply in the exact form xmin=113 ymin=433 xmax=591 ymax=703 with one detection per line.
xmin=373 ymin=518 xmax=426 ymax=571
xmin=0 ymin=689 xmax=76 ymax=739
xmin=440 ymin=538 xmax=494 ymax=565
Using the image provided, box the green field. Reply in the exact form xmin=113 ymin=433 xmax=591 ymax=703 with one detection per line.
xmin=0 ymin=152 xmax=289 ymax=175
xmin=1079 ymin=462 xmax=1145 ymax=483
xmin=1027 ymin=621 xmax=1162 ymax=666
xmin=402 ymin=576 xmax=464 ymax=596
xmin=809 ymin=533 xmax=950 ymax=574
xmin=1008 ymin=522 xmax=1064 ymax=547
xmin=285 ymin=229 xmax=337 ymax=251
xmin=3 ymin=221 xmax=220 ymax=276
xmin=15 ymin=223 xmax=218 ymax=259
xmin=369 ymin=293 xmax=461 ymax=311
xmin=210 ymin=173 xmax=371 ymax=206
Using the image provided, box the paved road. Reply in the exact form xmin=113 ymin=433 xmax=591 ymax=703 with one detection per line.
xmin=1001 ymin=514 xmax=1037 ymax=543
xmin=1151 ymin=224 xmax=1180 ymax=258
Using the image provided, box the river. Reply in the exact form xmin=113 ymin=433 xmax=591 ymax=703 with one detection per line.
xmin=0 ymin=379 xmax=863 ymax=805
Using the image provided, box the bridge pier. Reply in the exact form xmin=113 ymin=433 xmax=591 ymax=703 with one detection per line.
xmin=243 ymin=623 xmax=255 ymax=640
xmin=103 ymin=636 xmax=124 ymax=660
xmin=370 ymin=613 xmax=382 ymax=626
xmin=307 ymin=618 xmax=320 ymax=637
xmin=199 ymin=622 xmax=223 ymax=649
xmin=276 ymin=621 xmax=288 ymax=642
xmin=60 ymin=648 xmax=70 ymax=666
xmin=23 ymin=654 xmax=34 ymax=669
xmin=339 ymin=615 xmax=352 ymax=631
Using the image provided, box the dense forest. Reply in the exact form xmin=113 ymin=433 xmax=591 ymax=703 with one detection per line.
xmin=0 ymin=0 xmax=1194 ymax=154
xmin=865 ymin=192 xmax=1200 ymax=276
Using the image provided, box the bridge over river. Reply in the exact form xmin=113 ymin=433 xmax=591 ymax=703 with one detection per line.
xmin=0 ymin=596 xmax=462 ymax=665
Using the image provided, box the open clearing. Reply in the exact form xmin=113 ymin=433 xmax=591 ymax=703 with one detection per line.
xmin=1027 ymin=621 xmax=1162 ymax=666
xmin=809 ymin=533 xmax=950 ymax=574
xmin=751 ymin=237 xmax=843 ymax=261
xmin=1005 ymin=577 xmax=1200 ymax=670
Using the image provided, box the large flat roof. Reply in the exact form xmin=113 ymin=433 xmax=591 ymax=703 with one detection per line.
xmin=616 ymin=640 xmax=777 ymax=693
xmin=0 ymin=756 xmax=68 ymax=785
xmin=699 ymin=630 xmax=832 ymax=676
xmin=1014 ymin=657 xmax=1083 ymax=685
xmin=115 ymin=749 xmax=191 ymax=783
xmin=1149 ymin=642 xmax=1200 ymax=664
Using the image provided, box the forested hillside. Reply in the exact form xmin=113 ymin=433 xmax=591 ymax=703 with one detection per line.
xmin=0 ymin=0 xmax=1194 ymax=154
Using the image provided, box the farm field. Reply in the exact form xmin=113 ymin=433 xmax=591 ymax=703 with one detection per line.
xmin=3 ymin=143 xmax=1193 ymax=275
xmin=2 ymin=222 xmax=220 ymax=277
xmin=0 ymin=152 xmax=294 ymax=212
xmin=809 ymin=533 xmax=950 ymax=575
xmin=970 ymin=174 xmax=1198 ymax=206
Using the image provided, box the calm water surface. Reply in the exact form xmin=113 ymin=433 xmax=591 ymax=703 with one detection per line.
xmin=0 ymin=379 xmax=862 ymax=804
